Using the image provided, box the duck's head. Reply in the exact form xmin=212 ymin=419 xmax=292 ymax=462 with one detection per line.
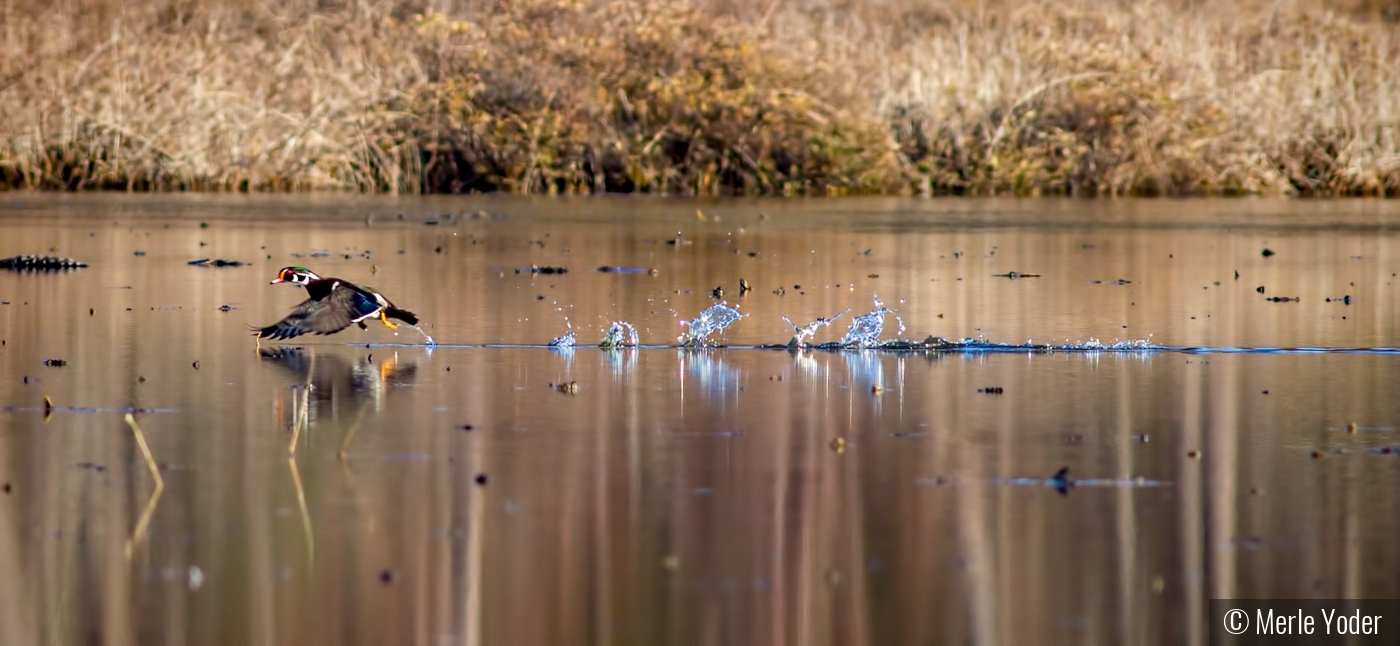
xmin=270 ymin=266 xmax=321 ymax=286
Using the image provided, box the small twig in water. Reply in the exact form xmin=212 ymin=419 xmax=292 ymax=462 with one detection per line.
xmin=124 ymin=413 xmax=164 ymax=559
xmin=338 ymin=401 xmax=370 ymax=461
xmin=288 ymin=456 xmax=315 ymax=563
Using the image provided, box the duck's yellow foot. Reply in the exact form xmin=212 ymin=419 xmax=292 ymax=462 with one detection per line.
xmin=379 ymin=311 xmax=399 ymax=330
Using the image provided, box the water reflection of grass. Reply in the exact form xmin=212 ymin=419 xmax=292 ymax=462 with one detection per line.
xmin=1 ymin=0 xmax=1397 ymax=196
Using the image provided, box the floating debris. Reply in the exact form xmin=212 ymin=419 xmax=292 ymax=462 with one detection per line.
xmin=739 ymin=279 xmax=752 ymax=295
xmin=551 ymin=381 xmax=580 ymax=394
xmin=1262 ymin=248 xmax=1276 ymax=257
xmin=992 ymin=271 xmax=1041 ymax=279
xmin=1089 ymin=279 xmax=1132 ymax=285
xmin=978 ymin=386 xmax=1004 ymax=394
xmin=517 ymin=265 xmax=568 ymax=274
xmin=678 ymin=303 xmax=745 ymax=347
xmin=1265 ymin=296 xmax=1300 ymax=302
xmin=548 ymin=320 xmax=576 ymax=347
xmin=599 ymin=321 xmax=639 ymax=349
xmin=43 ymin=359 xmax=66 ymax=367
xmin=188 ymin=258 xmax=248 ymax=267
xmin=596 ymin=266 xmax=652 ymax=274
xmin=0 ymin=255 xmax=88 ymax=271
xmin=711 ymin=285 xmax=724 ymax=299
xmin=782 ymin=310 xmax=847 ymax=348
xmin=1325 ymin=295 xmax=1353 ymax=305
xmin=837 ymin=296 xmax=904 ymax=348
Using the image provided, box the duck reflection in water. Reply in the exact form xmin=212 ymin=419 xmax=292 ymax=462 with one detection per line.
xmin=259 ymin=347 xmax=419 ymax=421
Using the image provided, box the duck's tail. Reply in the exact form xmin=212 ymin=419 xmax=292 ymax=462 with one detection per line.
xmin=386 ymin=307 xmax=419 ymax=326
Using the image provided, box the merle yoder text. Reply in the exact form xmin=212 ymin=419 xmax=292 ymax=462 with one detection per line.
xmin=1250 ymin=608 xmax=1380 ymax=635
xmin=1210 ymin=600 xmax=1400 ymax=645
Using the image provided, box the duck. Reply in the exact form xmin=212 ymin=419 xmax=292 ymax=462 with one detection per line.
xmin=254 ymin=266 xmax=419 ymax=341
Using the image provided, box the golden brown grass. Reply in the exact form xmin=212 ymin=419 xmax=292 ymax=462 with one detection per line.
xmin=1 ymin=0 xmax=1398 ymax=196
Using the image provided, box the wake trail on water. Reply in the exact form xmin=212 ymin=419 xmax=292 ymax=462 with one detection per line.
xmin=328 ymin=295 xmax=1400 ymax=354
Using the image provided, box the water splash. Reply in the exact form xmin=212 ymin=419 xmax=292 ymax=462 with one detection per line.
xmin=1077 ymin=336 xmax=1155 ymax=350
xmin=402 ymin=324 xmax=436 ymax=347
xmin=792 ymin=335 xmax=1161 ymax=353
xmin=549 ymin=320 xmax=576 ymax=347
xmin=599 ymin=321 xmax=639 ymax=349
xmin=782 ymin=310 xmax=848 ymax=348
xmin=838 ymin=296 xmax=904 ymax=348
xmin=678 ymin=303 xmax=746 ymax=347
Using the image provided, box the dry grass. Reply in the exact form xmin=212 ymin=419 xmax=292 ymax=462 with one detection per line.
xmin=1 ymin=0 xmax=1398 ymax=196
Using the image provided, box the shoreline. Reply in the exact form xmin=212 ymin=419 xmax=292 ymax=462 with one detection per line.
xmin=3 ymin=0 xmax=1399 ymax=197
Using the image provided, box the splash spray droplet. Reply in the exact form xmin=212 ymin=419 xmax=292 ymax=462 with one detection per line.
xmin=599 ymin=321 xmax=639 ymax=349
xmin=549 ymin=319 xmax=576 ymax=347
xmin=782 ymin=310 xmax=848 ymax=348
xmin=678 ymin=303 xmax=745 ymax=347
xmin=839 ymin=296 xmax=903 ymax=348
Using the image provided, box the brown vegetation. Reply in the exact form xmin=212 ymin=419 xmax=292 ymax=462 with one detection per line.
xmin=1 ymin=0 xmax=1398 ymax=196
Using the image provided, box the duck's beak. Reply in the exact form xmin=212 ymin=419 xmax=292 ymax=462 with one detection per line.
xmin=269 ymin=277 xmax=285 ymax=284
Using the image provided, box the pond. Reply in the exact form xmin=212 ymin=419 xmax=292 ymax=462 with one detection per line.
xmin=2 ymin=194 xmax=1399 ymax=644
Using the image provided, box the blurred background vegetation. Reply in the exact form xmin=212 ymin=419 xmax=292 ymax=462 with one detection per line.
xmin=1 ymin=0 xmax=1398 ymax=196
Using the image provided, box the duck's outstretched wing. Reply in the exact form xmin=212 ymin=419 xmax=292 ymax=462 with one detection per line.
xmin=253 ymin=293 xmax=358 ymax=340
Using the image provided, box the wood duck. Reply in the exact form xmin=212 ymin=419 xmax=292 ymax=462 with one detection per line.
xmin=254 ymin=267 xmax=419 ymax=340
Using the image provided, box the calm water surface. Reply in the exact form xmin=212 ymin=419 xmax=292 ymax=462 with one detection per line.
xmin=2 ymin=195 xmax=1400 ymax=645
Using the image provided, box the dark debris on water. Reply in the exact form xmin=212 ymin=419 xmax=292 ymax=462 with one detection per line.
xmin=0 ymin=255 xmax=88 ymax=271
xmin=596 ymin=266 xmax=656 ymax=275
xmin=188 ymin=258 xmax=249 ymax=267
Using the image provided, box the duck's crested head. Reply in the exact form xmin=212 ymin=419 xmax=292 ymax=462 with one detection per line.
xmin=270 ymin=266 xmax=321 ymax=286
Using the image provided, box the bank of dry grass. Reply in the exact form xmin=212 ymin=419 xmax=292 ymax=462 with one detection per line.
xmin=1 ymin=0 xmax=1398 ymax=196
